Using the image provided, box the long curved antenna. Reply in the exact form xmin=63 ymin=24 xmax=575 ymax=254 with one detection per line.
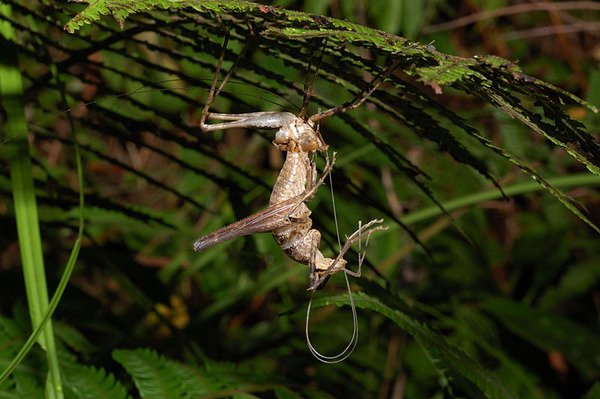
xmin=327 ymin=151 xmax=342 ymax=251
xmin=309 ymin=57 xmax=403 ymax=123
xmin=305 ymin=271 xmax=359 ymax=363
xmin=306 ymin=164 xmax=358 ymax=363
xmin=305 ymin=215 xmax=381 ymax=363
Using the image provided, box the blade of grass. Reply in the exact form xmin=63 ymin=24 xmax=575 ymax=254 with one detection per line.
xmin=377 ymin=173 xmax=600 ymax=272
xmin=400 ymin=172 xmax=600 ymax=226
xmin=0 ymin=5 xmax=63 ymax=397
xmin=0 ymin=64 xmax=85 ymax=388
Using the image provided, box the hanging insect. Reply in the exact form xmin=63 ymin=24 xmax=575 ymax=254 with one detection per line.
xmin=192 ymin=32 xmax=399 ymax=362
xmin=193 ymin=32 xmax=397 ymax=290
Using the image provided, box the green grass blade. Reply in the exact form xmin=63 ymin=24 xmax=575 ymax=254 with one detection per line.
xmin=0 ymin=4 xmax=63 ymax=397
xmin=400 ymin=173 xmax=600 ymax=226
xmin=482 ymin=297 xmax=600 ymax=376
xmin=0 ymin=58 xmax=85 ymax=396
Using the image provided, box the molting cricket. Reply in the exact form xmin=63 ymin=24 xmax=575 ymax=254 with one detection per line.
xmin=28 ymin=31 xmax=399 ymax=364
xmin=192 ymin=33 xmax=398 ymax=362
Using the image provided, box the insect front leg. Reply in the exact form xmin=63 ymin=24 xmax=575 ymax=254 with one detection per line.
xmin=198 ymin=28 xmax=300 ymax=134
xmin=200 ymin=30 xmax=230 ymax=129
xmin=309 ymin=58 xmax=404 ymax=123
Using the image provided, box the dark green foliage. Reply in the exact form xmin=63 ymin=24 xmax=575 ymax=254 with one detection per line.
xmin=1 ymin=0 xmax=600 ymax=398
xmin=112 ymin=348 xmax=301 ymax=398
xmin=0 ymin=310 xmax=130 ymax=398
xmin=482 ymin=297 xmax=600 ymax=376
xmin=61 ymin=361 xmax=131 ymax=399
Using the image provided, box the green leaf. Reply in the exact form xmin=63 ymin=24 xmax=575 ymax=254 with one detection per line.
xmin=538 ymin=259 xmax=600 ymax=311
xmin=275 ymin=387 xmax=304 ymax=399
xmin=113 ymin=348 xmax=214 ymax=399
xmin=113 ymin=348 xmax=302 ymax=398
xmin=60 ymin=0 xmax=600 ymax=234
xmin=482 ymin=297 xmax=600 ymax=376
xmin=0 ymin=5 xmax=64 ymax=395
xmin=309 ymin=288 xmax=518 ymax=398
xmin=583 ymin=382 xmax=600 ymax=399
xmin=61 ymin=360 xmax=131 ymax=399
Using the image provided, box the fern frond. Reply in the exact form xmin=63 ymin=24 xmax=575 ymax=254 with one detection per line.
xmin=113 ymin=348 xmax=212 ymax=399
xmin=59 ymin=0 xmax=600 ymax=234
xmin=308 ymin=287 xmax=519 ymax=399
xmin=60 ymin=359 xmax=131 ymax=399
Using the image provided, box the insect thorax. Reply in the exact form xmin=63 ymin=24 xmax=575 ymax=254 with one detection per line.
xmin=273 ymin=117 xmax=328 ymax=153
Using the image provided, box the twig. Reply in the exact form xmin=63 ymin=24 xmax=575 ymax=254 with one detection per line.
xmin=423 ymin=1 xmax=600 ymax=33
xmin=500 ymin=22 xmax=600 ymax=40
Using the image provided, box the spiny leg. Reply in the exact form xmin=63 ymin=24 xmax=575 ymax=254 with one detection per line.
xmin=309 ymin=57 xmax=403 ymax=123
xmin=308 ymin=219 xmax=387 ymax=290
xmin=341 ymin=220 xmax=365 ymax=279
xmin=200 ymin=30 xmax=230 ymax=129
xmin=332 ymin=218 xmax=387 ymax=276
xmin=200 ymin=30 xmax=254 ymax=131
xmin=294 ymin=151 xmax=336 ymax=207
xmin=344 ymin=219 xmax=377 ymax=279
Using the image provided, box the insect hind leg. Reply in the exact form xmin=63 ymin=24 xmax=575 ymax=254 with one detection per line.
xmin=200 ymin=30 xmax=254 ymax=131
xmin=308 ymin=219 xmax=387 ymax=290
xmin=309 ymin=57 xmax=403 ymax=123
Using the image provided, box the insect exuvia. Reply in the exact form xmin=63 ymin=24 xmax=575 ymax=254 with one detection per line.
xmin=193 ymin=35 xmax=398 ymax=289
xmin=193 ymin=31 xmax=399 ymax=362
xmin=194 ymin=111 xmax=385 ymax=290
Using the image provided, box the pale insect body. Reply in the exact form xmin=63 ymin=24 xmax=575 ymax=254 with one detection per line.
xmin=193 ymin=35 xmax=394 ymax=290
xmin=193 ymin=33 xmax=397 ymax=362
xmin=193 ymin=108 xmax=384 ymax=289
